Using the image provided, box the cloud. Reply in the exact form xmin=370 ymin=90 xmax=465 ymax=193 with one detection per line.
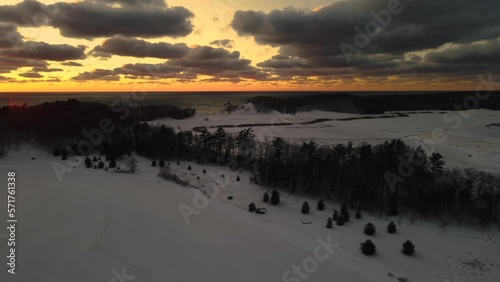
xmin=231 ymin=0 xmax=500 ymax=79
xmin=0 ymin=56 xmax=47 ymax=73
xmin=210 ymin=39 xmax=234 ymax=48
xmin=0 ymin=24 xmax=23 ymax=48
xmin=72 ymin=69 xmax=120 ymax=81
xmin=0 ymin=0 xmax=194 ymax=38
xmin=85 ymin=0 xmax=166 ymax=8
xmin=0 ymin=42 xmax=86 ymax=61
xmin=18 ymin=72 xmax=43 ymax=78
xmin=32 ymin=66 xmax=63 ymax=72
xmin=61 ymin=61 xmax=83 ymax=67
xmin=91 ymin=36 xmax=189 ymax=59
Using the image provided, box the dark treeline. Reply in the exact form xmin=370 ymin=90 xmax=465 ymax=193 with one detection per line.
xmin=249 ymin=92 xmax=500 ymax=114
xmin=1 ymin=100 xmax=499 ymax=227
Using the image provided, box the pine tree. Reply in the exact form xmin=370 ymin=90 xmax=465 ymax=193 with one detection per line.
xmin=364 ymin=223 xmax=376 ymax=235
xmin=248 ymin=202 xmax=256 ymax=212
xmin=152 ymin=160 xmax=157 ymax=167
xmin=355 ymin=211 xmax=362 ymax=219
xmin=236 ymin=175 xmax=240 ymax=181
xmin=301 ymin=201 xmax=310 ymax=214
xmin=93 ymin=156 xmax=98 ymax=162
xmin=109 ymin=159 xmax=117 ymax=168
xmin=317 ymin=200 xmax=325 ymax=211
xmin=177 ymin=161 xmax=180 ymax=165
xmin=402 ymin=240 xmax=415 ymax=255
xmin=53 ymin=148 xmax=61 ymax=157
xmin=188 ymin=165 xmax=192 ymax=170
xmin=263 ymin=192 xmax=270 ymax=203
xmin=159 ymin=160 xmax=165 ymax=167
xmin=61 ymin=149 xmax=68 ymax=160
xmin=85 ymin=157 xmax=92 ymax=168
xmin=387 ymin=221 xmax=397 ymax=233
xmin=341 ymin=203 xmax=350 ymax=222
xmin=361 ymin=239 xmax=376 ymax=256
xmin=271 ymin=190 xmax=280 ymax=205
xmin=332 ymin=209 xmax=340 ymax=221
xmin=98 ymin=161 xmax=105 ymax=169
xmin=336 ymin=216 xmax=345 ymax=226
xmin=203 ymin=168 xmax=206 ymax=174
xmin=326 ymin=218 xmax=333 ymax=229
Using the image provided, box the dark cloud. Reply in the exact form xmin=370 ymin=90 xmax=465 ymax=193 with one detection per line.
xmin=72 ymin=69 xmax=120 ymax=81
xmin=0 ymin=56 xmax=47 ymax=73
xmin=85 ymin=0 xmax=166 ymax=8
xmin=210 ymin=39 xmax=234 ymax=48
xmin=18 ymin=72 xmax=43 ymax=78
xmin=32 ymin=66 xmax=63 ymax=72
xmin=61 ymin=61 xmax=83 ymax=67
xmin=0 ymin=42 xmax=86 ymax=61
xmin=0 ymin=0 xmax=194 ymax=38
xmin=231 ymin=0 xmax=500 ymax=79
xmin=0 ymin=24 xmax=23 ymax=48
xmin=91 ymin=36 xmax=189 ymax=59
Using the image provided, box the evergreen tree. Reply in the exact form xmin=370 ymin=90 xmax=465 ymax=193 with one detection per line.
xmin=188 ymin=165 xmax=192 ymax=170
xmin=317 ymin=200 xmax=325 ymax=211
xmin=402 ymin=240 xmax=415 ymax=255
xmin=93 ymin=156 xmax=98 ymax=162
xmin=430 ymin=152 xmax=445 ymax=175
xmin=85 ymin=157 xmax=92 ymax=168
xmin=177 ymin=161 xmax=180 ymax=165
xmin=248 ymin=202 xmax=256 ymax=212
xmin=53 ymin=148 xmax=61 ymax=157
xmin=271 ymin=190 xmax=280 ymax=205
xmin=152 ymin=160 xmax=157 ymax=167
xmin=109 ymin=159 xmax=117 ymax=168
xmin=301 ymin=201 xmax=310 ymax=214
xmin=387 ymin=221 xmax=397 ymax=233
xmin=340 ymin=203 xmax=350 ymax=222
xmin=332 ymin=209 xmax=340 ymax=221
xmin=364 ymin=223 xmax=376 ymax=235
xmin=61 ymin=148 xmax=68 ymax=160
xmin=159 ymin=160 xmax=165 ymax=167
xmin=336 ymin=216 xmax=345 ymax=226
xmin=236 ymin=175 xmax=240 ymax=181
xmin=98 ymin=161 xmax=105 ymax=169
xmin=361 ymin=239 xmax=376 ymax=256
xmin=326 ymin=217 xmax=333 ymax=229
xmin=203 ymin=169 xmax=207 ymax=174
xmin=263 ymin=192 xmax=270 ymax=203
xmin=355 ymin=211 xmax=362 ymax=219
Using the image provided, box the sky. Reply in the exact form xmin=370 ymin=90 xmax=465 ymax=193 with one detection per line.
xmin=0 ymin=0 xmax=498 ymax=92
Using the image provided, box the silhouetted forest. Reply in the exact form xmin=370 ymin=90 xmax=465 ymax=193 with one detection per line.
xmin=1 ymin=100 xmax=499 ymax=227
xmin=249 ymin=92 xmax=500 ymax=114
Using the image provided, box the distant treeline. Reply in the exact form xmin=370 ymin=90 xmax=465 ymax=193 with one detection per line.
xmin=248 ymin=92 xmax=500 ymax=114
xmin=1 ymin=100 xmax=499 ymax=227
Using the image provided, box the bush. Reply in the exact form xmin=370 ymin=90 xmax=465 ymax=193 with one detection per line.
xmin=98 ymin=161 xmax=105 ymax=169
xmin=387 ymin=221 xmax=397 ymax=233
xmin=61 ymin=149 xmax=69 ymax=160
xmin=361 ymin=239 xmax=376 ymax=256
xmin=317 ymin=200 xmax=325 ymax=211
xmin=249 ymin=202 xmax=256 ymax=212
xmin=355 ymin=211 xmax=362 ymax=219
xmin=177 ymin=161 xmax=180 ymax=165
xmin=336 ymin=216 xmax=345 ymax=226
xmin=236 ymin=175 xmax=240 ymax=181
xmin=188 ymin=165 xmax=192 ymax=171
xmin=402 ymin=240 xmax=415 ymax=255
xmin=301 ymin=201 xmax=310 ymax=214
xmin=117 ymin=166 xmax=120 ymax=171
xmin=93 ymin=164 xmax=98 ymax=169
xmin=93 ymin=156 xmax=98 ymax=162
xmin=364 ymin=223 xmax=376 ymax=235
xmin=53 ymin=148 xmax=61 ymax=157
xmin=332 ymin=209 xmax=340 ymax=221
xmin=152 ymin=160 xmax=157 ymax=167
xmin=158 ymin=166 xmax=189 ymax=186
xmin=159 ymin=160 xmax=165 ymax=167
xmin=85 ymin=157 xmax=92 ymax=168
xmin=109 ymin=159 xmax=117 ymax=168
xmin=203 ymin=169 xmax=206 ymax=174
xmin=340 ymin=203 xmax=350 ymax=222
xmin=326 ymin=218 xmax=333 ymax=229
xmin=271 ymin=190 xmax=280 ymax=205
xmin=263 ymin=192 xmax=270 ymax=203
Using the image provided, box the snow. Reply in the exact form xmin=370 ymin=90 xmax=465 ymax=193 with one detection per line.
xmin=1 ymin=147 xmax=499 ymax=282
xmin=151 ymin=106 xmax=500 ymax=173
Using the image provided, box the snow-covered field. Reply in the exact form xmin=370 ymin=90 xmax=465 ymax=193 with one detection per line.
xmin=151 ymin=105 xmax=500 ymax=173
xmin=1 ymin=148 xmax=499 ymax=282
